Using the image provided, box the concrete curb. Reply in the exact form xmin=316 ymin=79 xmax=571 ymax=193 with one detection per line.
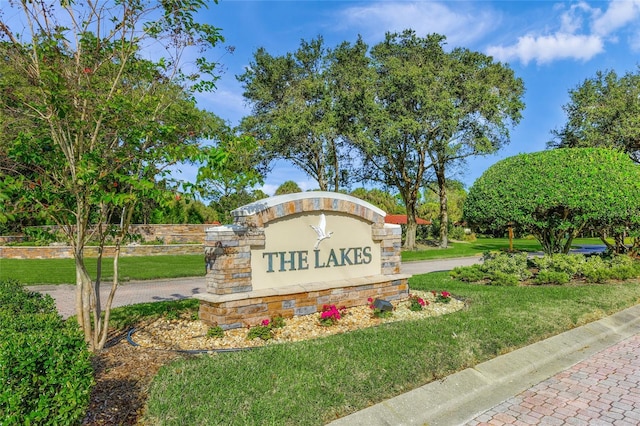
xmin=328 ymin=304 xmax=640 ymax=426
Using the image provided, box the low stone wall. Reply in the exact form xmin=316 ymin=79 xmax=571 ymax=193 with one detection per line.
xmin=3 ymin=223 xmax=214 ymax=246
xmin=128 ymin=224 xmax=213 ymax=244
xmin=199 ymin=275 xmax=408 ymax=330
xmin=0 ymin=244 xmax=203 ymax=259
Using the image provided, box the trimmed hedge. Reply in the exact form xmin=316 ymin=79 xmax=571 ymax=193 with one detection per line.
xmin=0 ymin=280 xmax=94 ymax=425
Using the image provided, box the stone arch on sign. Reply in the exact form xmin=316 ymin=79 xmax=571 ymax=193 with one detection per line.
xmin=196 ymin=192 xmax=410 ymax=329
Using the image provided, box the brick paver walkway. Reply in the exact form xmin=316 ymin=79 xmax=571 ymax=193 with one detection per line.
xmin=467 ymin=334 xmax=640 ymax=425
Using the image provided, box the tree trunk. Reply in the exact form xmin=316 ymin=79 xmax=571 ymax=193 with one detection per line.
xmin=74 ymin=252 xmax=95 ymax=350
xmin=404 ymin=201 xmax=418 ymax=250
xmin=436 ymin=167 xmax=448 ymax=248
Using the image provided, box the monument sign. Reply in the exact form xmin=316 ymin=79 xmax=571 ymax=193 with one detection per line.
xmin=196 ymin=192 xmax=410 ymax=329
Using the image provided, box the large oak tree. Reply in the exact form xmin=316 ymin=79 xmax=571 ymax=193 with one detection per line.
xmin=342 ymin=30 xmax=525 ymax=249
xmin=238 ymin=37 xmax=358 ymax=191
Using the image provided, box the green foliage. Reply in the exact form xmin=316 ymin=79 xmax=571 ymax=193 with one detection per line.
xmin=419 ymin=182 xmax=467 ymax=225
xmin=22 ymin=227 xmax=62 ymax=246
xmin=580 ymin=256 xmax=611 ymax=283
xmin=0 ymin=280 xmax=94 ymax=424
xmin=550 ymin=68 xmax=640 ymax=163
xmin=532 ymin=254 xmax=586 ymax=276
xmin=451 ymin=252 xmax=640 ymax=286
xmin=449 ymin=252 xmax=529 ymax=285
xmin=247 ymin=325 xmax=273 ymax=341
xmin=275 ymin=180 xmax=302 ymax=195
xmin=341 ymin=30 xmax=524 ymax=249
xmin=608 ymin=255 xmax=640 ymax=280
xmin=209 ymin=189 xmax=268 ymax=224
xmin=481 ymin=252 xmax=531 ymax=281
xmin=408 ymin=294 xmax=427 ymax=311
xmin=465 ymin=148 xmax=640 ymax=255
xmin=488 ymin=271 xmax=520 ymax=287
xmin=0 ymin=0 xmax=227 ymax=350
xmin=448 ymin=226 xmax=467 ymax=241
xmin=270 ymin=316 xmax=286 ymax=329
xmin=533 ymin=271 xmax=570 ymax=285
xmin=196 ymin=129 xmax=267 ymax=203
xmin=450 ymin=264 xmax=487 ymax=282
xmin=350 ymin=188 xmax=405 ymax=214
xmin=239 ymin=37 xmax=353 ymax=191
xmin=207 ymin=326 xmax=225 ymax=339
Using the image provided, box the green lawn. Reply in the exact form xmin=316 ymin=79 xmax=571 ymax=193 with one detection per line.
xmin=0 ymin=237 xmax=606 ymax=284
xmin=401 ymin=237 xmax=603 ymax=261
xmin=0 ymin=255 xmax=205 ymax=285
xmin=141 ymin=272 xmax=640 ymax=425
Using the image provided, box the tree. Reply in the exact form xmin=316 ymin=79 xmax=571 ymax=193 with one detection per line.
xmin=349 ymin=187 xmax=405 ymax=214
xmin=549 ymin=68 xmax=640 ymax=163
xmin=418 ymin=181 xmax=466 ymax=224
xmin=0 ymin=1 xmax=225 ymax=350
xmin=195 ymin=118 xmax=267 ymax=202
xmin=342 ymin=30 xmax=524 ymax=249
xmin=464 ymin=148 xmax=640 ymax=255
xmin=209 ymin=189 xmax=268 ymax=224
xmin=238 ymin=37 xmax=356 ymax=191
xmin=274 ymin=180 xmax=302 ymax=195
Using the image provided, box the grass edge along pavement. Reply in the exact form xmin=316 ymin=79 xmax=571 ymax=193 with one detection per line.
xmin=141 ymin=272 xmax=640 ymax=425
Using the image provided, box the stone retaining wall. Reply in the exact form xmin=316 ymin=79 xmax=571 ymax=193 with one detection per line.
xmin=0 ymin=244 xmax=203 ymax=259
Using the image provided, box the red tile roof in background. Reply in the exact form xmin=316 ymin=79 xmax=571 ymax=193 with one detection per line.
xmin=384 ymin=214 xmax=431 ymax=225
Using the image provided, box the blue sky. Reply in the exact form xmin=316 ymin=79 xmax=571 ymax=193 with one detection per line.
xmin=189 ymin=0 xmax=640 ymax=195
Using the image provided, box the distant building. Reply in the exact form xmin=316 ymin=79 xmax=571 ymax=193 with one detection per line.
xmin=384 ymin=214 xmax=431 ymax=225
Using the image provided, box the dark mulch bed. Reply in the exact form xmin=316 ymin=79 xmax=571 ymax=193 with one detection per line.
xmin=82 ymin=334 xmax=188 ymax=425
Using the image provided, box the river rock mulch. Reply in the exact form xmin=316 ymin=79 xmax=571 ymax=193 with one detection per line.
xmin=83 ymin=290 xmax=464 ymax=425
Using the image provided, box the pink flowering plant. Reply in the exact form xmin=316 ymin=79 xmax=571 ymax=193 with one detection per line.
xmin=408 ymin=293 xmax=428 ymax=311
xmin=319 ymin=304 xmax=347 ymax=327
xmin=247 ymin=316 xmax=286 ymax=340
xmin=433 ymin=290 xmax=452 ymax=303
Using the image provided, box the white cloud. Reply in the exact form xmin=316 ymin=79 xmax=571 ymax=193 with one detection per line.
xmin=487 ymin=33 xmax=604 ymax=65
xmin=559 ymin=1 xmax=594 ymax=33
xmin=592 ymin=0 xmax=640 ymax=36
xmin=485 ymin=0 xmax=640 ymax=66
xmin=337 ymin=1 xmax=498 ymax=47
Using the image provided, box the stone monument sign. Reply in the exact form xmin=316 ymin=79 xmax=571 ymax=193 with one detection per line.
xmin=196 ymin=192 xmax=410 ymax=329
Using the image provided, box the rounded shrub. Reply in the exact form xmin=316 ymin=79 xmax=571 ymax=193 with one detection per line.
xmin=482 ymin=252 xmax=531 ymax=281
xmin=532 ymin=254 xmax=585 ymax=277
xmin=0 ymin=280 xmax=94 ymax=425
xmin=449 ymin=264 xmax=486 ymax=282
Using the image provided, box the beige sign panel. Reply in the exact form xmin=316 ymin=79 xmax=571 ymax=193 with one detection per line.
xmin=251 ymin=211 xmax=381 ymax=290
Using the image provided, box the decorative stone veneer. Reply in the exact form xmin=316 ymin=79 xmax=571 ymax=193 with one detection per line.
xmin=0 ymin=244 xmax=202 ymax=259
xmin=196 ymin=192 xmax=410 ymax=329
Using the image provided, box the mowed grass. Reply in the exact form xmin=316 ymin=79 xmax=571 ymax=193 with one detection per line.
xmin=142 ymin=273 xmax=640 ymax=425
xmin=0 ymin=255 xmax=205 ymax=284
xmin=401 ymin=237 xmax=604 ymax=261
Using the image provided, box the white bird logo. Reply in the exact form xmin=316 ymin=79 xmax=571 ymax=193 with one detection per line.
xmin=310 ymin=213 xmax=333 ymax=249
